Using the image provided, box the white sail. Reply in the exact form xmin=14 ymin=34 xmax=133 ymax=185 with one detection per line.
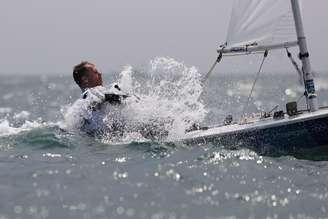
xmin=226 ymin=0 xmax=299 ymax=49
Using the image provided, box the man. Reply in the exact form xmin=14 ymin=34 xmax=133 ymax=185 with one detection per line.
xmin=71 ymin=61 xmax=168 ymax=139
xmin=72 ymin=61 xmax=126 ymax=136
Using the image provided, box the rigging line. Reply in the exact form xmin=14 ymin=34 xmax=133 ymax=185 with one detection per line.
xmin=286 ymin=48 xmax=309 ymax=109
xmin=286 ymin=48 xmax=303 ymax=85
xmin=201 ymin=52 xmax=223 ymax=84
xmin=285 ymin=48 xmax=310 ymax=110
xmin=296 ymin=93 xmax=305 ymax=104
xmin=241 ymin=50 xmax=269 ymax=118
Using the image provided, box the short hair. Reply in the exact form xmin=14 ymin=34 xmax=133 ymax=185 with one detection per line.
xmin=73 ymin=61 xmax=93 ymax=86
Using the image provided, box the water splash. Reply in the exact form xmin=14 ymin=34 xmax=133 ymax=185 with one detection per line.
xmin=64 ymin=57 xmax=207 ymax=142
xmin=117 ymin=57 xmax=207 ymax=141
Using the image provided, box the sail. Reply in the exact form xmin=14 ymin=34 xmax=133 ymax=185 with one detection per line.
xmin=226 ymin=0 xmax=299 ymax=48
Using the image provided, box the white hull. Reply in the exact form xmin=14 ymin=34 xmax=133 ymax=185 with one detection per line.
xmin=180 ymin=108 xmax=328 ymax=159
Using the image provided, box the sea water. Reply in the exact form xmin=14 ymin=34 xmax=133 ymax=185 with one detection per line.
xmin=1 ymin=57 xmax=328 ymax=219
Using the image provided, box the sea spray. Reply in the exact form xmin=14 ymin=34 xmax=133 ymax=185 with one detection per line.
xmin=63 ymin=57 xmax=207 ymax=142
xmin=116 ymin=57 xmax=207 ymax=141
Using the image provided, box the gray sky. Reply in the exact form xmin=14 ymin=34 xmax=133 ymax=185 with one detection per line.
xmin=1 ymin=0 xmax=328 ymax=75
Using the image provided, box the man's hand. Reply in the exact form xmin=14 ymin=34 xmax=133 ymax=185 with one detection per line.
xmin=104 ymin=93 xmax=128 ymax=105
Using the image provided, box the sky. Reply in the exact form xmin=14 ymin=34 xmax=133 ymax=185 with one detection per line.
xmin=1 ymin=0 xmax=328 ymax=75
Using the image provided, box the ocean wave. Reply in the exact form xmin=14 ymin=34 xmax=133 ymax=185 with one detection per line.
xmin=0 ymin=124 xmax=81 ymax=151
xmin=0 ymin=113 xmax=78 ymax=150
xmin=0 ymin=119 xmax=42 ymax=137
xmin=14 ymin=126 xmax=75 ymax=150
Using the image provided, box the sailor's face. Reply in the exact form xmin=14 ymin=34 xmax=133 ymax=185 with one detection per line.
xmin=84 ymin=64 xmax=103 ymax=87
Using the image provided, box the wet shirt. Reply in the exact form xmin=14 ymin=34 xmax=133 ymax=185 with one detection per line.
xmin=69 ymin=85 xmax=128 ymax=136
xmin=78 ymin=86 xmax=111 ymax=135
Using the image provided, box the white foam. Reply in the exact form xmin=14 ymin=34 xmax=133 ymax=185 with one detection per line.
xmin=117 ymin=57 xmax=207 ymax=140
xmin=61 ymin=102 xmax=84 ymax=131
xmin=0 ymin=120 xmax=21 ymax=136
xmin=63 ymin=57 xmax=207 ymax=142
xmin=0 ymin=119 xmax=43 ymax=137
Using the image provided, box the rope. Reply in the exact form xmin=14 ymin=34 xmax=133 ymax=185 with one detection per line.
xmin=297 ymin=93 xmax=305 ymax=104
xmin=286 ymin=48 xmax=303 ymax=85
xmin=201 ymin=50 xmax=266 ymax=84
xmin=201 ymin=53 xmax=223 ymax=84
xmin=241 ymin=50 xmax=268 ymax=118
xmin=286 ymin=49 xmax=310 ymax=110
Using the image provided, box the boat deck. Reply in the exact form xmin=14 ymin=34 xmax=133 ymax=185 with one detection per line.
xmin=184 ymin=108 xmax=328 ymax=140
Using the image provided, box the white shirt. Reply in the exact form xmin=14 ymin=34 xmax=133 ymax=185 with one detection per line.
xmin=66 ymin=85 xmax=128 ymax=136
xmin=79 ymin=86 xmax=110 ymax=135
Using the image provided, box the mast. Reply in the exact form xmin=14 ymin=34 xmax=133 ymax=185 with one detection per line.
xmin=291 ymin=0 xmax=318 ymax=111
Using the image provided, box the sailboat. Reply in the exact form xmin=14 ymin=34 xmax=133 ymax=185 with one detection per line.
xmin=182 ymin=0 xmax=328 ymax=159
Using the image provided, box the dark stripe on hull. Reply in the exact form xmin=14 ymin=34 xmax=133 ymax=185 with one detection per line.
xmin=184 ymin=116 xmax=328 ymax=160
